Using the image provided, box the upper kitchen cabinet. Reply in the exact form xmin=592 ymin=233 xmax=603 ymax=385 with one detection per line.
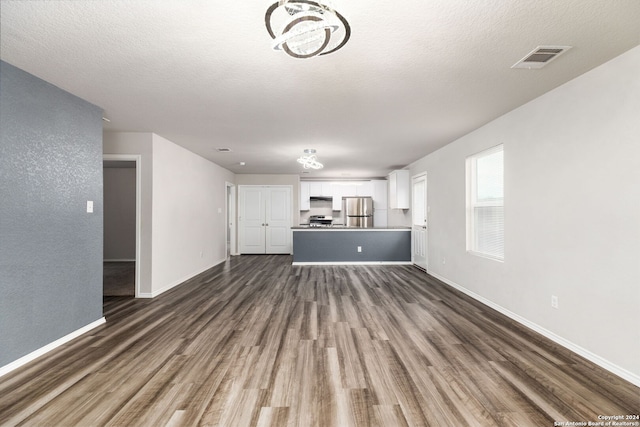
xmin=302 ymin=180 xmax=386 ymax=211
xmin=331 ymin=184 xmax=346 ymax=210
xmin=355 ymin=181 xmax=373 ymax=197
xmin=389 ymin=170 xmax=410 ymax=209
xmin=300 ymin=181 xmax=310 ymax=211
xmin=308 ymin=182 xmax=333 ymax=197
xmin=372 ymin=180 xmax=388 ymax=209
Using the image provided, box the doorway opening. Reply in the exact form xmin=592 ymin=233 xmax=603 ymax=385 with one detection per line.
xmin=103 ymin=155 xmax=141 ymax=297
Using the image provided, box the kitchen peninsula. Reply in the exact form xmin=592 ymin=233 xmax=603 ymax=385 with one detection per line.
xmin=291 ymin=226 xmax=411 ymax=265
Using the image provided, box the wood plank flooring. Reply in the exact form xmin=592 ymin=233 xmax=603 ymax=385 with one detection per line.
xmin=103 ymin=261 xmax=135 ymax=296
xmin=1 ymin=255 xmax=638 ymax=426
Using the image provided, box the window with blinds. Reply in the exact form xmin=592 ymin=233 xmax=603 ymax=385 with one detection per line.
xmin=466 ymin=145 xmax=504 ymax=260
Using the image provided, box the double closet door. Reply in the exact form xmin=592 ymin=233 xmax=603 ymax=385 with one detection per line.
xmin=238 ymin=186 xmax=292 ymax=254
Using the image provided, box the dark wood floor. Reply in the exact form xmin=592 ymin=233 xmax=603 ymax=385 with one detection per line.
xmin=1 ymin=255 xmax=637 ymax=426
xmin=103 ymin=261 xmax=135 ymax=296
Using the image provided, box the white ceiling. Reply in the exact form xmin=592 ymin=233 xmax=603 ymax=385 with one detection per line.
xmin=1 ymin=0 xmax=639 ymax=178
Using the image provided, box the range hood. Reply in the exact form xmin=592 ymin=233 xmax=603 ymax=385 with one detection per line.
xmin=310 ymin=196 xmax=333 ymax=202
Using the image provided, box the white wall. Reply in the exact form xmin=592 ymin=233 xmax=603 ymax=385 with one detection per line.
xmin=104 ymin=132 xmax=236 ymax=297
xmin=103 ymin=132 xmax=154 ymax=295
xmin=408 ymin=46 xmax=640 ymax=384
xmin=151 ymin=134 xmax=235 ymax=296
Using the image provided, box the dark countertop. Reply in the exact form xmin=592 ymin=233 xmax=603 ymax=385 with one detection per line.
xmin=292 ymin=225 xmax=411 ymax=230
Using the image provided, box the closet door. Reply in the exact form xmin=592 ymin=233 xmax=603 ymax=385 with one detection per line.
xmin=239 ymin=186 xmax=266 ymax=254
xmin=265 ymin=186 xmax=291 ymax=254
xmin=238 ymin=185 xmax=292 ymax=254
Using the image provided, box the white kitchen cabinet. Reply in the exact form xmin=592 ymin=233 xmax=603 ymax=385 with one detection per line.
xmin=332 ymin=183 xmax=355 ymax=211
xmin=355 ymin=181 xmax=372 ymax=197
xmin=308 ymin=182 xmax=322 ymax=196
xmin=302 ymin=180 xmax=378 ymax=211
xmin=239 ymin=185 xmax=292 ymax=254
xmin=338 ymin=184 xmax=357 ymax=198
xmin=389 ymin=170 xmax=410 ymax=209
xmin=308 ymin=181 xmax=334 ymax=197
xmin=322 ymin=182 xmax=334 ymax=197
xmin=371 ymin=180 xmax=388 ymax=209
xmin=300 ymin=181 xmax=310 ymax=211
xmin=332 ymin=185 xmax=343 ymax=210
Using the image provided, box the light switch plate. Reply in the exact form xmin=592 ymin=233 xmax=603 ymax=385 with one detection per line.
xmin=87 ymin=201 xmax=94 ymax=213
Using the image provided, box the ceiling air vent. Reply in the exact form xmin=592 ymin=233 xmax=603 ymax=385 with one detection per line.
xmin=217 ymin=148 xmax=232 ymax=152
xmin=512 ymin=45 xmax=572 ymax=69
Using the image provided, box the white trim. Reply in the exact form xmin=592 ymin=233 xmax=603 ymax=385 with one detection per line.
xmin=225 ymin=182 xmax=238 ymax=257
xmin=103 ymin=259 xmax=136 ymax=262
xmin=141 ymin=258 xmax=227 ymax=298
xmin=411 ymin=172 xmax=428 ymax=271
xmin=137 ymin=292 xmax=154 ymax=298
xmin=103 ymin=154 xmax=142 ymax=298
xmin=465 ymin=145 xmax=504 ymax=260
xmin=292 ymin=261 xmax=412 ymax=266
xmin=466 ymin=250 xmax=505 ymax=263
xmin=0 ymin=317 xmax=106 ymax=378
xmin=428 ymin=271 xmax=640 ymax=388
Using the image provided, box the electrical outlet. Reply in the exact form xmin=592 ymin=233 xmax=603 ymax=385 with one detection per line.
xmin=551 ymin=295 xmax=558 ymax=309
xmin=200 ymin=251 xmax=203 ymax=258
xmin=357 ymin=246 xmax=362 ymax=253
xmin=442 ymin=257 xmax=446 ymax=264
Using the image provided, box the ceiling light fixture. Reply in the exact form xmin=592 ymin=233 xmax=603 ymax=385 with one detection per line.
xmin=297 ymin=149 xmax=324 ymax=169
xmin=265 ymin=0 xmax=350 ymax=59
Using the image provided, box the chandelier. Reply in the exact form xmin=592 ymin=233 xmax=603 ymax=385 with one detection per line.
xmin=297 ymin=149 xmax=324 ymax=169
xmin=265 ymin=0 xmax=351 ymax=59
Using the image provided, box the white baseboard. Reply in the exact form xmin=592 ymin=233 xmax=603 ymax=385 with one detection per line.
xmin=144 ymin=258 xmax=227 ymax=299
xmin=104 ymin=259 xmax=136 ymax=262
xmin=428 ymin=271 xmax=640 ymax=388
xmin=293 ymin=261 xmax=413 ymax=266
xmin=0 ymin=317 xmax=106 ymax=378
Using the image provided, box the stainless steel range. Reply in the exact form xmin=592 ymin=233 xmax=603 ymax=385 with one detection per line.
xmin=309 ymin=215 xmax=333 ymax=227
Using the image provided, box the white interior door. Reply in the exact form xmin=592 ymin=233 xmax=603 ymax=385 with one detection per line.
xmin=239 ymin=186 xmax=292 ymax=254
xmin=265 ymin=187 xmax=292 ymax=254
xmin=412 ymin=174 xmax=428 ymax=271
xmin=239 ymin=186 xmax=266 ymax=254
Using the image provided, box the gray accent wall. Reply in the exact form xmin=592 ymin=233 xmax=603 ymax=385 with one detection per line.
xmin=0 ymin=61 xmax=104 ymax=366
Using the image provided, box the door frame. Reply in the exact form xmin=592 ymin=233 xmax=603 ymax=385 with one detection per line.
xmin=411 ymin=172 xmax=428 ymax=272
xmin=225 ymin=182 xmax=237 ymax=257
xmin=103 ymin=154 xmax=142 ymax=298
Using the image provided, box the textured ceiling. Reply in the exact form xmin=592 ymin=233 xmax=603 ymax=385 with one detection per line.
xmin=1 ymin=0 xmax=639 ymax=178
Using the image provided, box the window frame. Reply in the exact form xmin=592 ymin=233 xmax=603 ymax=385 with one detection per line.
xmin=466 ymin=144 xmax=504 ymax=261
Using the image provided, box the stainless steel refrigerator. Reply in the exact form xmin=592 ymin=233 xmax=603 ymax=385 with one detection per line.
xmin=343 ymin=196 xmax=373 ymax=227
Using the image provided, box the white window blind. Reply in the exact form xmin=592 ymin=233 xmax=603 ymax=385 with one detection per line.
xmin=467 ymin=145 xmax=504 ymax=260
